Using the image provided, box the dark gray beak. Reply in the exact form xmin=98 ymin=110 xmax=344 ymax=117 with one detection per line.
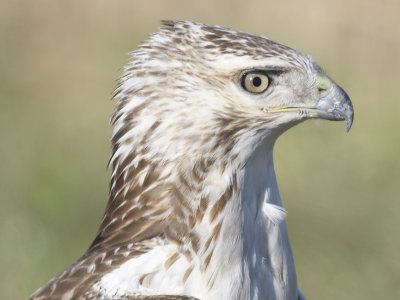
xmin=315 ymin=83 xmax=354 ymax=132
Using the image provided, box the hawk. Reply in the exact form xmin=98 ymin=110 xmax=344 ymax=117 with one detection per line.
xmin=29 ymin=21 xmax=353 ymax=300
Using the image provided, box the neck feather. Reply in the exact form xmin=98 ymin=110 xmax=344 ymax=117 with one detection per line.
xmin=93 ymin=123 xmax=298 ymax=299
xmin=180 ymin=141 xmax=298 ymax=300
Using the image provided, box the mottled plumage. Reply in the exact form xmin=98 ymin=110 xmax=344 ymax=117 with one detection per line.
xmin=29 ymin=21 xmax=353 ymax=300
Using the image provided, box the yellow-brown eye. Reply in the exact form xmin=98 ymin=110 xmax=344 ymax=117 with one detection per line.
xmin=242 ymin=72 xmax=269 ymax=94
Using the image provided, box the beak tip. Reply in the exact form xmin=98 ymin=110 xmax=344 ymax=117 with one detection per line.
xmin=346 ymin=118 xmax=353 ymax=132
xmin=343 ymin=96 xmax=354 ymax=132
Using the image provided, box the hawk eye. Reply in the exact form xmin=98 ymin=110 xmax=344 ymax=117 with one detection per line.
xmin=241 ymin=72 xmax=269 ymax=94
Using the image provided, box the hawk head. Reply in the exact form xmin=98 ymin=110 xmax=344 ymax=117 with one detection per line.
xmin=112 ymin=20 xmax=353 ymax=168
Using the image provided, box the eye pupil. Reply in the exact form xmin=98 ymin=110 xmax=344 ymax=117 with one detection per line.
xmin=252 ymin=76 xmax=262 ymax=87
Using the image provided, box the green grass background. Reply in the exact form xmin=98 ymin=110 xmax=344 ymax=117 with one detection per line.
xmin=1 ymin=0 xmax=399 ymax=299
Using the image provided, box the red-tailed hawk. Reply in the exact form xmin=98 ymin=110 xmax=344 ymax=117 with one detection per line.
xmin=29 ymin=21 xmax=353 ymax=300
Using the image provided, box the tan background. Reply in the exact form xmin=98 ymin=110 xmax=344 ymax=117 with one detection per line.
xmin=1 ymin=0 xmax=399 ymax=299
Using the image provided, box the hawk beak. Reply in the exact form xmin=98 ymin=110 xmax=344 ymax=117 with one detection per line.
xmin=262 ymin=82 xmax=354 ymax=132
xmin=314 ymin=83 xmax=354 ymax=132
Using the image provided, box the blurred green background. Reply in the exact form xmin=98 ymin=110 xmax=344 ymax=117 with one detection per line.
xmin=1 ymin=0 xmax=399 ymax=299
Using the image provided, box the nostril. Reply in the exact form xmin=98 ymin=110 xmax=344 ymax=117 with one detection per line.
xmin=316 ymin=74 xmax=332 ymax=94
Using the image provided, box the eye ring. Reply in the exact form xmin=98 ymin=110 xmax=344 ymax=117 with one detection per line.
xmin=241 ymin=72 xmax=270 ymax=94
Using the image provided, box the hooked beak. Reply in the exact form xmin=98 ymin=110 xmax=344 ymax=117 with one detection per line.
xmin=262 ymin=82 xmax=354 ymax=132
xmin=314 ymin=83 xmax=354 ymax=131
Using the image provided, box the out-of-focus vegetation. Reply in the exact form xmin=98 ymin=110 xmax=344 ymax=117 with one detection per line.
xmin=0 ymin=0 xmax=398 ymax=299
